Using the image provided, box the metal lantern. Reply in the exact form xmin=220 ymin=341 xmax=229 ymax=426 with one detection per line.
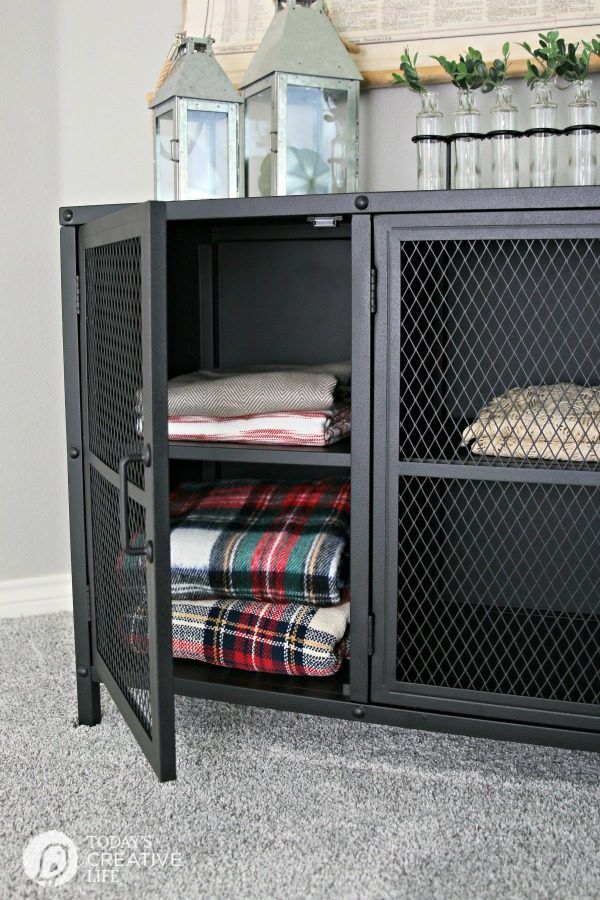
xmin=240 ymin=0 xmax=362 ymax=197
xmin=149 ymin=36 xmax=242 ymax=200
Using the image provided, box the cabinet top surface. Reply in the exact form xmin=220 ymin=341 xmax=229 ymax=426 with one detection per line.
xmin=59 ymin=186 xmax=600 ymax=227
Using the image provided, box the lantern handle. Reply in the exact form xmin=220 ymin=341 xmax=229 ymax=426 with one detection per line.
xmin=276 ymin=0 xmax=326 ymax=10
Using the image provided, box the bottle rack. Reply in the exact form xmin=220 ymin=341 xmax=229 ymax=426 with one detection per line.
xmin=412 ymin=124 xmax=600 ymax=189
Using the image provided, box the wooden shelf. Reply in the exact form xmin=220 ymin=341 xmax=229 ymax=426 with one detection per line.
xmin=169 ymin=437 xmax=351 ymax=467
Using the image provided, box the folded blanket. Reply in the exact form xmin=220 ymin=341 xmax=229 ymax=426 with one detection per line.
xmin=170 ymin=478 xmax=350 ymax=606
xmin=165 ymin=367 xmax=346 ymax=419
xmin=127 ymin=598 xmax=350 ymax=677
xmin=166 ymin=403 xmax=351 ymax=446
xmin=462 ymin=384 xmax=600 ymax=463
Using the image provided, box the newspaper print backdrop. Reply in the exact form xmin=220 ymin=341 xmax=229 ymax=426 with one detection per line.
xmin=184 ymin=0 xmax=600 ymax=87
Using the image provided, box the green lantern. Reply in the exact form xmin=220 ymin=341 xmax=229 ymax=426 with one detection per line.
xmin=150 ymin=36 xmax=242 ymax=200
xmin=241 ymin=0 xmax=362 ymax=197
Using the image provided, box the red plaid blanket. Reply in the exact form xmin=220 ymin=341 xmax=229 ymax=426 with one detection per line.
xmin=169 ymin=478 xmax=350 ymax=606
xmin=128 ymin=598 xmax=349 ymax=677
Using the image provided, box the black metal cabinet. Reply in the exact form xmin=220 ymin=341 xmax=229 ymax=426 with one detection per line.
xmin=61 ymin=190 xmax=600 ymax=781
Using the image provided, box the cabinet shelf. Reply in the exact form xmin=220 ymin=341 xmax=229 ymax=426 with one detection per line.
xmin=168 ymin=437 xmax=351 ymax=467
xmin=173 ymin=658 xmax=350 ymax=703
xmin=401 ymin=445 xmax=600 ymax=475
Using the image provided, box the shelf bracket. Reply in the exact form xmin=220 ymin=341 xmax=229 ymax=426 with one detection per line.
xmin=76 ymin=275 xmax=81 ymax=316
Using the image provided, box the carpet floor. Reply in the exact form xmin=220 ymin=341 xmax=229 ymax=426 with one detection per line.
xmin=1 ymin=612 xmax=599 ymax=899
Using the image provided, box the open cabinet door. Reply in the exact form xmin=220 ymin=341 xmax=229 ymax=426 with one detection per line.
xmin=79 ymin=202 xmax=175 ymax=781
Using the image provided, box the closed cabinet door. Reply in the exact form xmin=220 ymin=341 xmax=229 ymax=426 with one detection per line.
xmin=79 ymin=202 xmax=175 ymax=780
xmin=371 ymin=211 xmax=600 ymax=734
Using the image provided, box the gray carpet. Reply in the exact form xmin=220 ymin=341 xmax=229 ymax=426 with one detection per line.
xmin=1 ymin=613 xmax=599 ymax=900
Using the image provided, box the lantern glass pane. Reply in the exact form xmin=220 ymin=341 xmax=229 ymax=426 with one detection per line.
xmin=286 ymin=85 xmax=349 ymax=195
xmin=245 ymin=88 xmax=272 ymax=197
xmin=187 ymin=108 xmax=229 ymax=199
xmin=156 ymin=110 xmax=175 ymax=201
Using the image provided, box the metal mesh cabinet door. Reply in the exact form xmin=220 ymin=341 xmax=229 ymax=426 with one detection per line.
xmin=371 ymin=212 xmax=600 ymax=739
xmin=79 ymin=202 xmax=175 ymax=781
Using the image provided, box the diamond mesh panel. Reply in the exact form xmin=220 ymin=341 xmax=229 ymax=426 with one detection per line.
xmin=90 ymin=467 xmax=152 ymax=734
xmin=85 ymin=238 xmax=144 ymax=487
xmin=399 ymin=239 xmax=600 ymax=468
xmin=397 ymin=476 xmax=600 ymax=704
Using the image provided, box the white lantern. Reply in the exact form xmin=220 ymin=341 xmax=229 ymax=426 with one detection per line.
xmin=149 ymin=36 xmax=242 ymax=200
xmin=241 ymin=0 xmax=362 ymax=197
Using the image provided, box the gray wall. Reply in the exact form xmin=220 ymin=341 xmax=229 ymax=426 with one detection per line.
xmin=0 ymin=0 xmax=597 ymax=586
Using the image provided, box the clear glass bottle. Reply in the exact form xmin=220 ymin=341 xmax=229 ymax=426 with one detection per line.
xmin=490 ymin=84 xmax=519 ymax=188
xmin=529 ymin=83 xmax=558 ymax=187
xmin=416 ymin=90 xmax=444 ymax=190
xmin=568 ymin=79 xmax=597 ymax=186
xmin=453 ymin=88 xmax=481 ymax=189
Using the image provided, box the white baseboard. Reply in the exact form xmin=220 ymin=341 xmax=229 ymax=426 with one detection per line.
xmin=0 ymin=573 xmax=73 ymax=618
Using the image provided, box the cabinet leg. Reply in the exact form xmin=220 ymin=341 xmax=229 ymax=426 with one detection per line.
xmin=76 ymin=668 xmax=101 ymax=726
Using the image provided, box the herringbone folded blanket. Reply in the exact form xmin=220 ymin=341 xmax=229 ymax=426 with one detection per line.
xmin=166 ymin=403 xmax=351 ymax=446
xmin=166 ymin=367 xmax=344 ymax=418
xmin=170 ymin=478 xmax=350 ymax=606
xmin=127 ymin=598 xmax=350 ymax=677
xmin=462 ymin=383 xmax=600 ymax=463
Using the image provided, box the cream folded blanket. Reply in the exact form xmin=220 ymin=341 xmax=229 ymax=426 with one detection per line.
xmin=462 ymin=383 xmax=600 ymax=463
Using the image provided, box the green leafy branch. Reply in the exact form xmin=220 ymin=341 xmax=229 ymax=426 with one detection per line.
xmin=482 ymin=42 xmax=511 ymax=92
xmin=431 ymin=44 xmax=510 ymax=93
xmin=392 ymin=48 xmax=426 ymax=93
xmin=520 ymin=31 xmax=593 ymax=87
xmin=582 ymin=34 xmax=600 ymax=57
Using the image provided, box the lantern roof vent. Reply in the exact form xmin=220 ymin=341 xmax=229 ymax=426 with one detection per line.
xmin=150 ymin=36 xmax=242 ymax=107
xmin=240 ymin=0 xmax=362 ymax=88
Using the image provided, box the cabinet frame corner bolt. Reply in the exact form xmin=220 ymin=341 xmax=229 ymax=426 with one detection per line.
xmin=355 ymin=195 xmax=369 ymax=210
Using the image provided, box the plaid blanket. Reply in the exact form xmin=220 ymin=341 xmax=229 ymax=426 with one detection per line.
xmin=165 ymin=403 xmax=351 ymax=446
xmin=127 ymin=598 xmax=349 ymax=677
xmin=170 ymin=478 xmax=350 ymax=606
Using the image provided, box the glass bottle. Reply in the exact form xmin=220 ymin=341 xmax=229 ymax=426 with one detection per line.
xmin=453 ymin=88 xmax=481 ymax=189
xmin=490 ymin=84 xmax=519 ymax=188
xmin=529 ymin=83 xmax=558 ymax=187
xmin=568 ymin=79 xmax=597 ymax=186
xmin=416 ymin=90 xmax=444 ymax=190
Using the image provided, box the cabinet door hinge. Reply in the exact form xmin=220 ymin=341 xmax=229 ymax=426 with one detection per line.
xmin=76 ymin=275 xmax=81 ymax=316
xmin=370 ymin=268 xmax=377 ymax=315
xmin=86 ymin=585 xmax=92 ymax=621
xmin=368 ymin=614 xmax=375 ymax=656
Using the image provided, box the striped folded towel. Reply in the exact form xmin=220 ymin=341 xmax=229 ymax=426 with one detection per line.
xmin=167 ymin=403 xmax=351 ymax=446
xmin=169 ymin=478 xmax=350 ymax=606
xmin=127 ymin=598 xmax=350 ymax=677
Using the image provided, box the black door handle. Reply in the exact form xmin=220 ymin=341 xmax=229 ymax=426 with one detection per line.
xmin=119 ymin=446 xmax=153 ymax=561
